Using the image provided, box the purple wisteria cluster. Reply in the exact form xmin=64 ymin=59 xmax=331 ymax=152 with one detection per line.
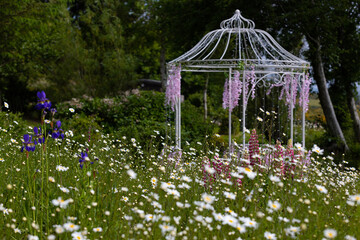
xmin=299 ymin=73 xmax=311 ymax=112
xmin=222 ymin=67 xmax=256 ymax=111
xmin=222 ymin=70 xmax=242 ymax=111
xmin=248 ymin=66 xmax=256 ymax=100
xmin=266 ymin=73 xmax=311 ymax=115
xmin=165 ymin=64 xmax=181 ymax=111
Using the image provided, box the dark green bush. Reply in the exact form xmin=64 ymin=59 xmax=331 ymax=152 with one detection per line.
xmin=56 ymin=91 xmax=215 ymax=147
xmin=61 ymin=113 xmax=102 ymax=144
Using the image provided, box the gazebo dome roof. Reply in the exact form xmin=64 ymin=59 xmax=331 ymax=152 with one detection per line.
xmin=169 ymin=10 xmax=310 ymax=72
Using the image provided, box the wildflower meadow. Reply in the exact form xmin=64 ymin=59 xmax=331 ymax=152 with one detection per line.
xmin=0 ymin=92 xmax=360 ymax=240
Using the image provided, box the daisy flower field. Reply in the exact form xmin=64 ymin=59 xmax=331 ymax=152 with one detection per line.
xmin=0 ymin=92 xmax=359 ymax=239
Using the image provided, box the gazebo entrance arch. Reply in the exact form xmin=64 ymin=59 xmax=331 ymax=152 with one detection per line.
xmin=166 ymin=10 xmax=310 ymax=150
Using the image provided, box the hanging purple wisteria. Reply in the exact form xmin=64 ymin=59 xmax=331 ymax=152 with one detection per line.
xmin=248 ymin=66 xmax=256 ymax=101
xmin=299 ymin=73 xmax=311 ymax=112
xmin=278 ymin=74 xmax=298 ymax=117
xmin=222 ymin=70 xmax=242 ymax=112
xmin=165 ymin=64 xmax=181 ymax=111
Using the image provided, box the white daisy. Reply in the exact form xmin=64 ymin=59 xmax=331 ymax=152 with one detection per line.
xmin=204 ymin=165 xmax=215 ymax=174
xmin=63 ymin=222 xmax=80 ymax=232
xmin=324 ymin=228 xmax=337 ymax=239
xmin=202 ymin=193 xmax=215 ymax=204
xmin=349 ymin=194 xmax=360 ymax=205
xmin=53 ymin=225 xmax=65 ymax=234
xmin=243 ymin=219 xmax=258 ymax=228
xmin=56 ymin=165 xmax=69 ymax=172
xmin=236 ymin=224 xmax=246 ymax=233
xmin=159 ymin=224 xmax=175 ymax=235
xmin=264 ymin=231 xmax=277 ymax=240
xmin=93 ymin=227 xmax=102 ymax=232
xmin=269 ymin=175 xmax=281 ymax=183
xmin=315 ymin=184 xmax=328 ymax=194
xmin=51 ymin=197 xmax=71 ymax=209
xmin=126 ymin=169 xmax=137 ymax=179
xmin=268 ymin=200 xmax=281 ymax=211
xmin=239 ymin=167 xmax=257 ymax=179
xmin=223 ymin=191 xmax=236 ymax=200
xmin=71 ymin=231 xmax=86 ymax=240
xmin=223 ymin=214 xmax=238 ymax=228
xmin=312 ymin=144 xmax=324 ymax=155
xmin=28 ymin=235 xmax=39 ymax=240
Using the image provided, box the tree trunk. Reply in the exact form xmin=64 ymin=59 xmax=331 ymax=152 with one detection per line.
xmin=346 ymin=86 xmax=360 ymax=142
xmin=160 ymin=44 xmax=167 ymax=92
xmin=204 ymin=74 xmax=209 ymax=120
xmin=311 ymin=39 xmax=349 ymax=151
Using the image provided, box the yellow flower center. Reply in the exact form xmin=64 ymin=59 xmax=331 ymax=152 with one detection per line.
xmin=245 ymin=168 xmax=251 ymax=172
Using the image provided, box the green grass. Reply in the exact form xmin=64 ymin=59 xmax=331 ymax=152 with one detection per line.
xmin=0 ymin=110 xmax=359 ymax=240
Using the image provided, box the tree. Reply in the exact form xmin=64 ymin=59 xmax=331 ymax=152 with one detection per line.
xmin=68 ymin=0 xmax=137 ymax=97
xmin=329 ymin=1 xmax=360 ymax=143
xmin=0 ymin=0 xmax=74 ymax=110
xmin=271 ymin=0 xmax=350 ymax=151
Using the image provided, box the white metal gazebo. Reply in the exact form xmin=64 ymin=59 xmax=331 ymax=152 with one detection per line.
xmin=166 ymin=10 xmax=310 ymax=150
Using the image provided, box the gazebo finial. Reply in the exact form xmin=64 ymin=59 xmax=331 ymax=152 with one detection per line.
xmin=220 ymin=9 xmax=255 ymax=29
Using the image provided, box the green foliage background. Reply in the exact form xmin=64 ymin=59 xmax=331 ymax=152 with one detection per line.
xmin=0 ymin=0 xmax=360 ymax=160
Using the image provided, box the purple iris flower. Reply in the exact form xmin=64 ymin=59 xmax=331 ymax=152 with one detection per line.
xmin=21 ymin=134 xmax=37 ymax=152
xmin=79 ymin=152 xmax=97 ymax=169
xmin=79 ymin=152 xmax=88 ymax=169
xmin=50 ymin=108 xmax=57 ymax=116
xmin=34 ymin=127 xmax=45 ymax=144
xmin=52 ymin=120 xmax=64 ymax=139
xmin=35 ymin=91 xmax=51 ymax=110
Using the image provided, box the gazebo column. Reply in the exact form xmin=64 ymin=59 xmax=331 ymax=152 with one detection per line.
xmin=290 ymin=75 xmax=294 ymax=145
xmin=228 ymin=68 xmax=232 ymax=156
xmin=175 ymin=95 xmax=181 ymax=149
xmin=242 ymin=71 xmax=246 ymax=149
xmin=302 ymin=73 xmax=306 ymax=149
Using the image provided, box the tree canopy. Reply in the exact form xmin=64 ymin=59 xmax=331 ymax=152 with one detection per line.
xmin=1 ymin=0 xmax=359 ymax=150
